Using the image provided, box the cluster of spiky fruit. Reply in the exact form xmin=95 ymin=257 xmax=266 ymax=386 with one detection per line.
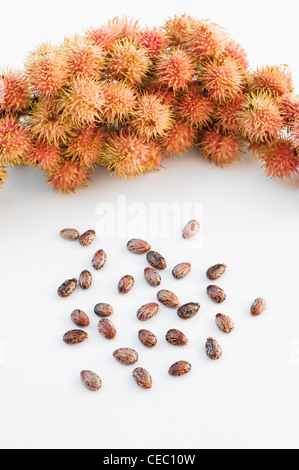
xmin=0 ymin=15 xmax=298 ymax=193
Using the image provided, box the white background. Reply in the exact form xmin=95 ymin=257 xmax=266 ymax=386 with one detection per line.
xmin=1 ymin=0 xmax=299 ymax=450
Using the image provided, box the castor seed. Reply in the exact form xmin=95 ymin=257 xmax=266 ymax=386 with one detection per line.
xmin=138 ymin=329 xmax=157 ymax=348
xmin=250 ymin=297 xmax=267 ymax=316
xmin=182 ymin=220 xmax=199 ymax=239
xmin=146 ymin=250 xmax=167 ymax=270
xmin=118 ymin=275 xmax=134 ymax=294
xmin=206 ymin=263 xmax=227 ymax=280
xmin=177 ymin=302 xmax=200 ymax=319
xmin=207 ymin=285 xmax=226 ymax=303
xmin=168 ymin=360 xmax=191 ymax=376
xmin=94 ymin=303 xmax=114 ymax=317
xmin=80 ymin=370 xmax=102 ymax=391
xmin=165 ymin=329 xmax=189 ymax=346
xmin=70 ymin=309 xmax=90 ymax=327
xmin=92 ymin=249 xmax=107 ymax=270
xmin=157 ymin=289 xmax=180 ymax=308
xmin=144 ymin=267 xmax=161 ymax=287
xmin=127 ymin=239 xmax=151 ymax=254
xmin=63 ymin=329 xmax=88 ymax=344
xmin=60 ymin=228 xmax=79 ymax=240
xmin=172 ymin=262 xmax=191 ymax=279
xmin=137 ymin=303 xmax=159 ymax=321
xmin=57 ymin=278 xmax=77 ymax=297
xmin=79 ymin=270 xmax=92 ymax=289
xmin=98 ymin=318 xmax=116 ymax=339
xmin=205 ymin=337 xmax=222 ymax=360
xmin=78 ymin=229 xmax=96 ymax=246
xmin=113 ymin=348 xmax=138 ymax=365
xmin=215 ymin=313 xmax=234 ymax=333
xmin=132 ymin=367 xmax=152 ymax=389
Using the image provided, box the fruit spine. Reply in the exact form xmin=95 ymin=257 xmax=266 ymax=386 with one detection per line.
xmin=0 ymin=14 xmax=298 ymax=194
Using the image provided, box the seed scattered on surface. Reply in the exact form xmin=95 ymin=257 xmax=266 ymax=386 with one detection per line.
xmin=206 ymin=263 xmax=227 ymax=280
xmin=172 ymin=262 xmax=191 ymax=279
xmin=144 ymin=267 xmax=161 ymax=287
xmin=70 ymin=309 xmax=90 ymax=327
xmin=118 ymin=275 xmax=134 ymax=294
xmin=250 ymin=297 xmax=267 ymax=316
xmin=207 ymin=285 xmax=226 ymax=303
xmin=138 ymin=329 xmax=157 ymax=348
xmin=92 ymin=249 xmax=107 ymax=270
xmin=146 ymin=250 xmax=167 ymax=270
xmin=166 ymin=329 xmax=189 ymax=346
xmin=157 ymin=289 xmax=180 ymax=308
xmin=98 ymin=318 xmax=116 ymax=339
xmin=205 ymin=337 xmax=222 ymax=360
xmin=132 ymin=367 xmax=152 ymax=389
xmin=127 ymin=238 xmax=151 ymax=254
xmin=94 ymin=302 xmax=114 ymax=317
xmin=113 ymin=348 xmax=138 ymax=365
xmin=57 ymin=278 xmax=77 ymax=297
xmin=215 ymin=313 xmax=234 ymax=333
xmin=79 ymin=270 xmax=93 ymax=289
xmin=177 ymin=302 xmax=200 ymax=319
xmin=80 ymin=370 xmax=102 ymax=391
xmin=182 ymin=220 xmax=200 ymax=239
xmin=168 ymin=360 xmax=191 ymax=376
xmin=63 ymin=329 xmax=88 ymax=344
xmin=78 ymin=229 xmax=96 ymax=246
xmin=137 ymin=302 xmax=160 ymax=321
xmin=60 ymin=228 xmax=79 ymax=240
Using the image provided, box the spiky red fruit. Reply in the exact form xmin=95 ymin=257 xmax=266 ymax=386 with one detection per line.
xmin=291 ymin=122 xmax=299 ymax=150
xmin=0 ymin=69 xmax=30 ymax=113
xmin=160 ymin=120 xmax=197 ymax=156
xmin=107 ymin=16 xmax=140 ymax=41
xmin=129 ymin=92 xmax=173 ymax=141
xmin=155 ymin=49 xmax=196 ymax=93
xmin=65 ymin=126 xmax=107 ymax=168
xmin=101 ymin=131 xmax=151 ymax=178
xmin=144 ymin=141 xmax=164 ymax=172
xmin=258 ymin=139 xmax=299 ymax=178
xmin=177 ymin=83 xmax=215 ymax=127
xmin=279 ymin=94 xmax=299 ymax=127
xmin=46 ymin=158 xmax=91 ymax=193
xmin=102 ymin=81 xmax=136 ymax=126
xmin=62 ymin=36 xmax=105 ymax=79
xmin=27 ymin=97 xmax=70 ymax=145
xmin=106 ymin=39 xmax=151 ymax=85
xmin=57 ymin=76 xmax=106 ymax=126
xmin=237 ymin=92 xmax=283 ymax=143
xmin=0 ymin=115 xmax=31 ymax=165
xmin=222 ymin=40 xmax=249 ymax=70
xmin=247 ymin=65 xmax=293 ymax=98
xmin=138 ymin=27 xmax=169 ymax=58
xmin=164 ymin=14 xmax=197 ymax=46
xmin=199 ymin=127 xmax=243 ymax=166
xmin=185 ymin=19 xmax=227 ymax=60
xmin=26 ymin=141 xmax=63 ymax=172
xmin=25 ymin=43 xmax=67 ymax=97
xmin=85 ymin=25 xmax=120 ymax=51
xmin=0 ymin=164 xmax=8 ymax=190
xmin=200 ymin=57 xmax=244 ymax=103
xmin=215 ymin=93 xmax=246 ymax=134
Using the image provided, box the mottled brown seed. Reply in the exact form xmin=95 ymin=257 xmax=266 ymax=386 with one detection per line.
xmin=144 ymin=267 xmax=161 ymax=287
xmin=113 ymin=348 xmax=138 ymax=365
xmin=132 ymin=367 xmax=152 ymax=389
xmin=92 ymin=249 xmax=107 ymax=270
xmin=206 ymin=263 xmax=227 ymax=280
xmin=78 ymin=229 xmax=96 ymax=246
xmin=94 ymin=303 xmax=114 ymax=317
xmin=168 ymin=360 xmax=191 ymax=376
xmin=118 ymin=275 xmax=134 ymax=294
xmin=63 ymin=329 xmax=88 ymax=344
xmin=215 ymin=313 xmax=234 ymax=333
xmin=205 ymin=337 xmax=222 ymax=360
xmin=250 ymin=297 xmax=267 ymax=316
xmin=98 ymin=318 xmax=116 ymax=339
xmin=79 ymin=270 xmax=93 ymax=289
xmin=60 ymin=228 xmax=79 ymax=240
xmin=207 ymin=285 xmax=226 ymax=303
xmin=182 ymin=220 xmax=200 ymax=239
xmin=157 ymin=289 xmax=180 ymax=308
xmin=172 ymin=262 xmax=191 ymax=279
xmin=127 ymin=239 xmax=151 ymax=254
xmin=70 ymin=309 xmax=90 ymax=327
xmin=137 ymin=303 xmax=160 ymax=321
xmin=80 ymin=370 xmax=102 ymax=391
xmin=166 ymin=329 xmax=189 ymax=345
xmin=177 ymin=302 xmax=200 ymax=319
xmin=146 ymin=250 xmax=167 ymax=270
xmin=138 ymin=329 xmax=157 ymax=348
xmin=57 ymin=278 xmax=77 ymax=297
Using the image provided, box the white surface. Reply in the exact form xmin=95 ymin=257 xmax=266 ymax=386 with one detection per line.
xmin=1 ymin=0 xmax=299 ymax=450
